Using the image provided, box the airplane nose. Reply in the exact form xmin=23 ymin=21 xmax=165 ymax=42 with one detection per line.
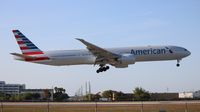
xmin=187 ymin=51 xmax=191 ymax=56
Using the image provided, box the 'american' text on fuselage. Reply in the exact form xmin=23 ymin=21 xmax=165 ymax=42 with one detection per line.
xmin=131 ymin=48 xmax=166 ymax=55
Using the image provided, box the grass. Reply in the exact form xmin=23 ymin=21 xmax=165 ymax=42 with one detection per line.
xmin=1 ymin=102 xmax=200 ymax=112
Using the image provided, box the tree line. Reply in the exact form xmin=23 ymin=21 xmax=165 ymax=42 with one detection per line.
xmin=82 ymin=87 xmax=150 ymax=101
xmin=0 ymin=87 xmax=69 ymax=102
xmin=3 ymin=87 xmax=183 ymax=102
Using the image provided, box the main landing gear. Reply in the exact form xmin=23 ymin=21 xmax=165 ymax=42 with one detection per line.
xmin=96 ymin=65 xmax=110 ymax=73
xmin=176 ymin=59 xmax=180 ymax=67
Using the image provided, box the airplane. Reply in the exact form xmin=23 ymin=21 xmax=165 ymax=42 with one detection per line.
xmin=11 ymin=30 xmax=191 ymax=73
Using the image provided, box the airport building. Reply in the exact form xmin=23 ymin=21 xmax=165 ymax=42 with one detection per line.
xmin=179 ymin=92 xmax=193 ymax=98
xmin=0 ymin=81 xmax=53 ymax=100
xmin=194 ymin=90 xmax=200 ymax=98
xmin=179 ymin=90 xmax=200 ymax=99
xmin=0 ymin=81 xmax=25 ymax=95
xmin=150 ymin=93 xmax=179 ymax=101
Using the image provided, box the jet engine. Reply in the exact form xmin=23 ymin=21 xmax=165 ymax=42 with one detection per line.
xmin=114 ymin=54 xmax=135 ymax=68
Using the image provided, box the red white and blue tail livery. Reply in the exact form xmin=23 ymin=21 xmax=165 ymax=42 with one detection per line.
xmin=13 ymin=30 xmax=44 ymax=55
xmin=12 ymin=30 xmax=49 ymax=62
xmin=11 ymin=30 xmax=191 ymax=73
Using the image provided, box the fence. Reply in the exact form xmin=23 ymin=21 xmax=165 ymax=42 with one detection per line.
xmin=1 ymin=101 xmax=200 ymax=112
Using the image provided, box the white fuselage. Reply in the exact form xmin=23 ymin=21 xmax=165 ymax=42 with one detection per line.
xmin=32 ymin=45 xmax=190 ymax=66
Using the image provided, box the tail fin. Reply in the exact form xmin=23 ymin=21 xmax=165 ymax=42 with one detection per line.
xmin=12 ymin=30 xmax=44 ymax=55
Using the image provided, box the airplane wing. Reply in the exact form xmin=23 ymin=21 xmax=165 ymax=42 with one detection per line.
xmin=76 ymin=38 xmax=120 ymax=64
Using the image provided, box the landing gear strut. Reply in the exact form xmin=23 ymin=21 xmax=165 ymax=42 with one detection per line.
xmin=176 ymin=59 xmax=180 ymax=67
xmin=96 ymin=65 xmax=110 ymax=73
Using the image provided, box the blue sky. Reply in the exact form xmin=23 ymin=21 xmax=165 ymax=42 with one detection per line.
xmin=0 ymin=0 xmax=200 ymax=95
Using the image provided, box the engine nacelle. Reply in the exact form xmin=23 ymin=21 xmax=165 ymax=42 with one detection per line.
xmin=117 ymin=54 xmax=135 ymax=65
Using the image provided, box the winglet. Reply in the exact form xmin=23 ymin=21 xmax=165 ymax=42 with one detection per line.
xmin=75 ymin=38 xmax=85 ymax=42
xmin=75 ymin=38 xmax=90 ymax=46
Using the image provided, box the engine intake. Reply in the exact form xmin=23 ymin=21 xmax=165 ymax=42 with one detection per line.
xmin=118 ymin=54 xmax=135 ymax=64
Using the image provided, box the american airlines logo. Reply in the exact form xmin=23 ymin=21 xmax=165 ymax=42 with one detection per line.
xmin=131 ymin=48 xmax=166 ymax=55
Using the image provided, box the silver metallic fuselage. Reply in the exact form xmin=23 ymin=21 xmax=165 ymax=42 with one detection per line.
xmin=31 ymin=45 xmax=190 ymax=66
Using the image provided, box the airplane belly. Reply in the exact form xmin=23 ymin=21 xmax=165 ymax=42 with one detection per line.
xmin=135 ymin=54 xmax=179 ymax=62
xmin=42 ymin=56 xmax=96 ymax=66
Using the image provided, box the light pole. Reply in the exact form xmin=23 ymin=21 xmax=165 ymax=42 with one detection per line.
xmin=0 ymin=99 xmax=3 ymax=112
xmin=185 ymin=102 xmax=188 ymax=112
xmin=95 ymin=101 xmax=97 ymax=112
xmin=47 ymin=98 xmax=50 ymax=112
xmin=141 ymin=101 xmax=143 ymax=112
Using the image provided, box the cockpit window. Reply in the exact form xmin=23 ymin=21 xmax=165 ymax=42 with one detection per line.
xmin=184 ymin=49 xmax=188 ymax=51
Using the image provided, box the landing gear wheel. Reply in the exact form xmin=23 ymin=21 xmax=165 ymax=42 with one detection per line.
xmin=103 ymin=67 xmax=106 ymax=71
xmin=176 ymin=59 xmax=181 ymax=67
xmin=105 ymin=66 xmax=109 ymax=70
xmin=96 ymin=65 xmax=110 ymax=73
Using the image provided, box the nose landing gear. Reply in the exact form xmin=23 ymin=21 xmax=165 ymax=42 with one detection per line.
xmin=96 ymin=65 xmax=110 ymax=73
xmin=176 ymin=59 xmax=180 ymax=67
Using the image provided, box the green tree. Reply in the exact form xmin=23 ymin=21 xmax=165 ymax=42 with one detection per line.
xmin=4 ymin=94 xmax=11 ymax=101
xmin=114 ymin=91 xmax=126 ymax=101
xmin=54 ymin=92 xmax=69 ymax=101
xmin=102 ymin=90 xmax=129 ymax=101
xmin=133 ymin=87 xmax=150 ymax=101
xmin=32 ymin=93 xmax=41 ymax=100
xmin=0 ymin=92 xmax=5 ymax=100
xmin=85 ymin=93 xmax=101 ymax=101
xmin=54 ymin=87 xmax=65 ymax=93
xmin=18 ymin=93 xmax=28 ymax=101
xmin=54 ymin=87 xmax=69 ymax=101
xmin=24 ymin=93 xmax=33 ymax=100
xmin=102 ymin=90 xmax=114 ymax=99
xmin=9 ymin=95 xmax=19 ymax=101
xmin=102 ymin=90 xmax=124 ymax=101
xmin=18 ymin=93 xmax=41 ymax=101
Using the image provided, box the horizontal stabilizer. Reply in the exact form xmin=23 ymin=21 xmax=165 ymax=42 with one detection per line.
xmin=10 ymin=53 xmax=37 ymax=59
